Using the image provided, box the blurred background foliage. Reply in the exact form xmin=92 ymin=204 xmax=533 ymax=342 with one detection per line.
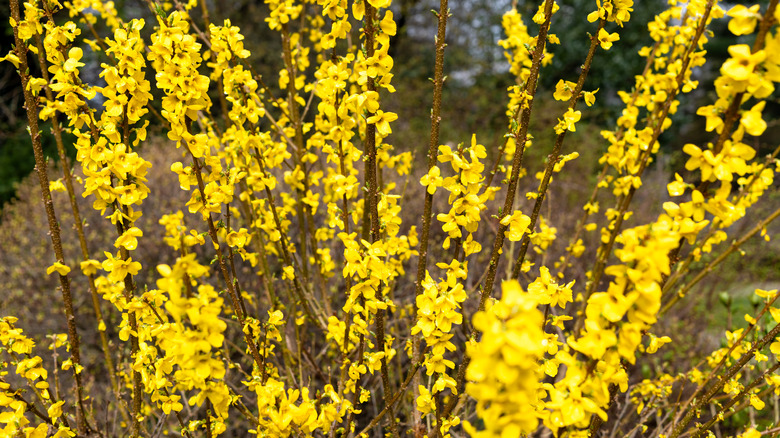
xmin=3 ymin=0 xmax=777 ymax=207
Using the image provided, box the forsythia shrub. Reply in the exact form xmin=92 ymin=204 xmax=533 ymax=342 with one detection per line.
xmin=2 ymin=0 xmax=780 ymax=437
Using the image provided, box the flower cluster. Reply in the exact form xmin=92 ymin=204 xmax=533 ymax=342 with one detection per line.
xmin=412 ymin=264 xmax=466 ymax=401
xmin=0 ymin=318 xmax=74 ymax=437
xmin=464 ymin=281 xmax=546 ymax=436
xmin=434 ymin=136 xmax=498 ymax=255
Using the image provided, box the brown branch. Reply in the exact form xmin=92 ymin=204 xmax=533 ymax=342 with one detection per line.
xmin=511 ymin=18 xmax=606 ymax=278
xmin=411 ymin=2 xmax=449 ymax=433
xmin=361 ymin=3 xmax=398 ymax=435
xmin=9 ymin=0 xmax=88 ymax=433
xmin=669 ymin=320 xmax=780 ymax=438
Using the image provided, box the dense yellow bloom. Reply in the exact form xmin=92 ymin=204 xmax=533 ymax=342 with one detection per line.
xmin=465 ymin=280 xmax=545 ymax=437
xmin=149 ymin=12 xmax=211 ymax=142
xmin=5 ymin=0 xmax=780 ymax=436
xmin=683 ymin=141 xmax=755 ymax=182
xmin=412 ymin=269 xmax=467 ymax=375
xmin=499 ymin=9 xmax=546 ymax=83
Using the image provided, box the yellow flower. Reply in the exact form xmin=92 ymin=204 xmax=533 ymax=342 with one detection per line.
xmin=47 ymin=401 xmax=65 ymax=420
xmin=721 ymin=45 xmax=765 ymax=82
xmin=282 ymin=265 xmax=295 ymax=280
xmin=553 ymin=80 xmax=577 ymax=101
xmin=226 ymin=228 xmax=249 ymax=248
xmin=532 ymin=1 xmax=557 ymax=24
xmin=768 ymin=306 xmax=780 ymax=324
xmin=583 ymin=202 xmax=599 ymax=214
xmin=587 ymin=6 xmax=602 ymax=22
xmin=101 ymin=252 xmax=142 ymax=282
xmin=379 ymin=10 xmax=397 ymax=36
xmin=749 ymin=393 xmax=765 ymax=410
xmin=500 ymin=210 xmax=531 ymax=242
xmin=583 ymin=88 xmax=598 ymax=106
xmin=597 ymin=28 xmax=620 ymax=50
xmin=727 ymin=4 xmax=760 ymax=36
xmin=80 ymin=259 xmax=101 ymax=276
xmin=268 ymin=310 xmax=284 ymax=325
xmin=420 ymin=166 xmax=443 ymax=195
xmin=366 ymin=110 xmax=398 ymax=137
xmin=416 ymin=385 xmax=435 ymax=414
xmin=25 ymin=424 xmax=49 ymax=438
xmin=555 ymin=108 xmax=581 ymax=134
xmin=568 ymin=319 xmax=617 ymax=359
xmin=697 ymin=104 xmax=724 ymax=133
xmin=0 ymin=51 xmax=21 ymax=68
xmin=47 ymin=262 xmax=71 ymax=276
xmin=368 ymin=0 xmax=391 ymax=8
xmin=437 ymin=144 xmax=460 ymax=170
xmin=432 ymin=374 xmax=457 ymax=395
xmin=63 ymin=47 xmax=85 ymax=73
xmin=682 ymin=190 xmax=706 ymax=222
xmin=767 ymin=374 xmax=780 ymax=395
xmin=530 ymin=216 xmax=557 ymax=252
xmin=463 ymin=233 xmax=482 ymax=256
xmin=51 ymin=426 xmax=77 ymax=438
xmin=114 ymin=227 xmax=143 ymax=251
xmin=740 ymin=101 xmax=767 ymax=136
xmin=527 ymin=267 xmax=573 ymax=309
xmin=739 ymin=428 xmax=762 ymax=438
xmin=755 ymin=288 xmax=778 ymax=299
xmin=666 ymin=173 xmax=688 ymax=196
xmin=645 ymin=334 xmax=671 ymax=354
xmin=16 ymin=356 xmax=47 ymax=380
xmin=49 ymin=179 xmax=66 ymax=192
